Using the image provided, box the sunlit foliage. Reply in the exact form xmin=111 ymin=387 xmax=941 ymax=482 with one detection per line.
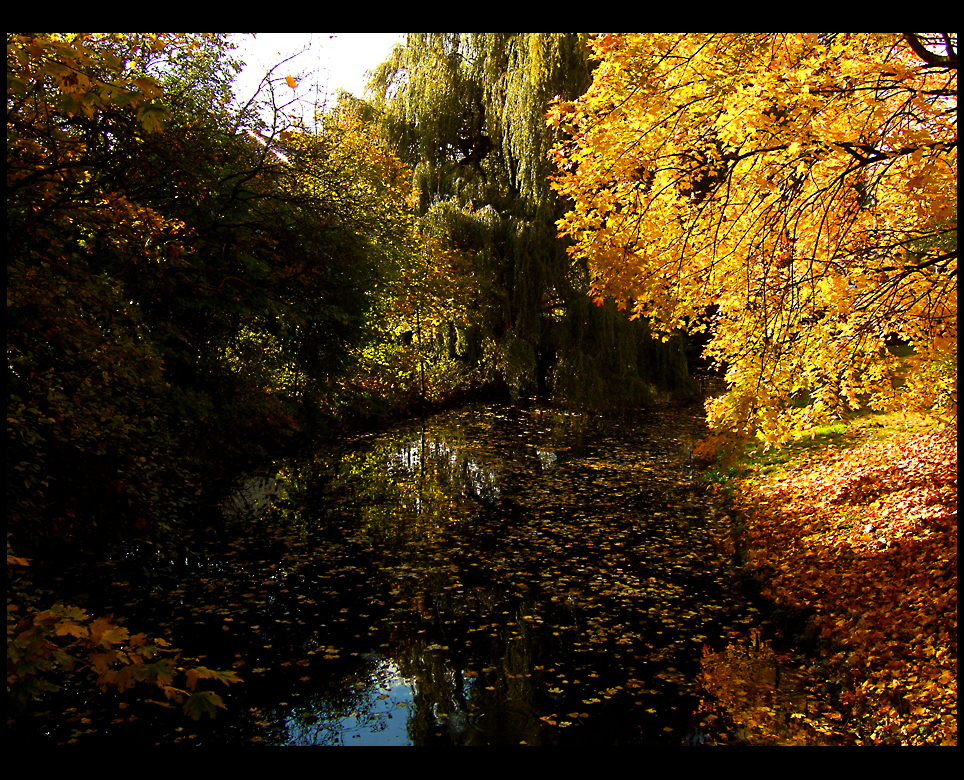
xmin=550 ymin=33 xmax=957 ymax=442
xmin=710 ymin=420 xmax=957 ymax=745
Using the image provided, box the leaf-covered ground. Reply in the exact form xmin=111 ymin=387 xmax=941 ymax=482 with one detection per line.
xmin=705 ymin=415 xmax=957 ymax=745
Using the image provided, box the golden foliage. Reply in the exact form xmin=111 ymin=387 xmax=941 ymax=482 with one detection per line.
xmin=550 ymin=33 xmax=957 ymax=441
xmin=716 ymin=424 xmax=957 ymax=744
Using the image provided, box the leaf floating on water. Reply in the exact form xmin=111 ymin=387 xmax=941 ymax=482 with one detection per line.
xmin=30 ymin=403 xmax=809 ymax=745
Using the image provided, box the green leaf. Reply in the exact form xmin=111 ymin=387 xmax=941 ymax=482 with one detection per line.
xmin=183 ymin=690 xmax=226 ymax=720
xmin=136 ymin=103 xmax=170 ymax=133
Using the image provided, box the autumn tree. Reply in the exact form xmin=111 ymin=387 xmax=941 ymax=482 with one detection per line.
xmin=8 ymin=33 xmax=205 ymax=551
xmin=7 ymin=32 xmax=428 ymax=723
xmin=6 ymin=33 xmax=399 ymax=552
xmin=369 ymin=33 xmax=696 ymax=408
xmin=300 ymin=93 xmax=475 ymax=408
xmin=6 ymin=34 xmax=269 ymax=716
xmin=550 ymin=33 xmax=957 ymax=442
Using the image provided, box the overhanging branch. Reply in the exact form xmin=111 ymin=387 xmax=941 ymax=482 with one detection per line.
xmin=903 ymin=33 xmax=958 ymax=69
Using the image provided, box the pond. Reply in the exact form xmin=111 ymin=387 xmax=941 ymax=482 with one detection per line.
xmin=14 ymin=402 xmax=843 ymax=745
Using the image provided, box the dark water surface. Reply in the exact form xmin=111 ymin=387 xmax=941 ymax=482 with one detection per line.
xmin=17 ymin=402 xmax=840 ymax=745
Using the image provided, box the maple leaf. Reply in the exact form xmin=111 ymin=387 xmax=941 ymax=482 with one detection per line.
xmin=184 ymin=691 xmax=226 ymax=720
xmin=89 ymin=616 xmax=129 ymax=648
xmin=42 ymin=604 xmax=90 ymax=639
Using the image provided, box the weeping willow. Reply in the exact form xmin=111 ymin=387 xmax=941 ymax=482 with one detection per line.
xmin=369 ymin=33 xmax=697 ymax=409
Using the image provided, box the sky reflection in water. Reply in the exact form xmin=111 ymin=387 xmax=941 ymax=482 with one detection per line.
xmin=226 ymin=403 xmax=771 ymax=745
xmin=19 ymin=402 xmax=836 ymax=746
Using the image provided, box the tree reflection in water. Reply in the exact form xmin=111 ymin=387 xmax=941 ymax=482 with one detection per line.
xmin=17 ymin=403 xmax=847 ymax=745
xmin=236 ymin=403 xmax=839 ymax=745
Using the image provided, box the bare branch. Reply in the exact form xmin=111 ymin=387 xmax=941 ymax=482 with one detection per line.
xmin=903 ymin=33 xmax=958 ymax=68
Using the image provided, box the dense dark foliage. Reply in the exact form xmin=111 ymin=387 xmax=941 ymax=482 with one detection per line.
xmin=7 ymin=34 xmax=388 ymax=555
xmin=7 ymin=32 xmax=700 ymax=727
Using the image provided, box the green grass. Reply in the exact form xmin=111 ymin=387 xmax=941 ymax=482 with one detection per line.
xmin=699 ymin=409 xmax=946 ymax=498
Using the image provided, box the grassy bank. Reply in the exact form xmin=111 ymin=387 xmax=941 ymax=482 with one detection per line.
xmin=699 ymin=411 xmax=957 ymax=746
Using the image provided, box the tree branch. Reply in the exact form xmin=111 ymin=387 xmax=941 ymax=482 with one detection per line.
xmin=903 ymin=33 xmax=958 ymax=69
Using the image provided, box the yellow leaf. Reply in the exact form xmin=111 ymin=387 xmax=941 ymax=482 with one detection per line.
xmin=285 ymin=75 xmax=297 ymax=89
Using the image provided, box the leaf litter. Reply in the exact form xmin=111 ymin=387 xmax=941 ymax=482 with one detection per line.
xmin=710 ymin=419 xmax=957 ymax=745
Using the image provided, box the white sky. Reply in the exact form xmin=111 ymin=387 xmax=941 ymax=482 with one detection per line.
xmin=228 ymin=33 xmax=404 ymax=110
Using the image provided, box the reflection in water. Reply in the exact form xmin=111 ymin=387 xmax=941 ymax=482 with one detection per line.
xmin=281 ymin=657 xmax=416 ymax=746
xmin=384 ymin=431 xmax=502 ymax=508
xmin=536 ymin=449 xmax=557 ymax=470
xmin=19 ymin=403 xmax=842 ymax=746
xmin=324 ymin=422 xmax=506 ymax=544
xmin=693 ymin=633 xmax=841 ymax=745
xmin=227 ymin=403 xmax=818 ymax=745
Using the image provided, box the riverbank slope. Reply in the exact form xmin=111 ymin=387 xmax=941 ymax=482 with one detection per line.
xmin=700 ymin=413 xmax=957 ymax=746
